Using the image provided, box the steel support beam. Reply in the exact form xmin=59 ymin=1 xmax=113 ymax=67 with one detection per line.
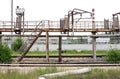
xmin=58 ymin=36 xmax=62 ymax=62
xmin=46 ymin=32 xmax=49 ymax=62
xmin=92 ymin=32 xmax=97 ymax=61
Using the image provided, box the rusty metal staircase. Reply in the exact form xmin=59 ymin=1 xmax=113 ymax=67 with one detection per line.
xmin=17 ymin=21 xmax=43 ymax=62
xmin=18 ymin=21 xmax=43 ymax=52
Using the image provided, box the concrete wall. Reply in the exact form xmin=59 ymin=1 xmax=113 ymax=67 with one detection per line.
xmin=30 ymin=44 xmax=120 ymax=51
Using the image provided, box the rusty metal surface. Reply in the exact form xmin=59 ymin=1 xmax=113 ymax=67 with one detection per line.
xmin=18 ymin=30 xmax=43 ymax=62
xmin=0 ymin=27 xmax=114 ymax=32
xmin=0 ymin=21 xmax=116 ymax=32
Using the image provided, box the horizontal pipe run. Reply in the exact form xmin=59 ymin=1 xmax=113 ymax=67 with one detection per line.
xmin=39 ymin=68 xmax=91 ymax=79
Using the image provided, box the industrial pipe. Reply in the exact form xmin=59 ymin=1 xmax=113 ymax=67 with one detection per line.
xmin=39 ymin=68 xmax=91 ymax=79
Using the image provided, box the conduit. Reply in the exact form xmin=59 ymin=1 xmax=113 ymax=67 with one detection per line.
xmin=39 ymin=68 xmax=91 ymax=79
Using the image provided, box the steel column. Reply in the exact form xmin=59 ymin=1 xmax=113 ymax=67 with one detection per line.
xmin=58 ymin=36 xmax=62 ymax=62
xmin=23 ymin=12 xmax=25 ymax=35
xmin=11 ymin=0 xmax=13 ymax=48
xmin=46 ymin=32 xmax=49 ymax=62
xmin=92 ymin=32 xmax=97 ymax=61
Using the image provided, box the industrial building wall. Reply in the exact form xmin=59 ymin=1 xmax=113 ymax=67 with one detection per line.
xmin=2 ymin=37 xmax=120 ymax=51
xmin=30 ymin=44 xmax=120 ymax=51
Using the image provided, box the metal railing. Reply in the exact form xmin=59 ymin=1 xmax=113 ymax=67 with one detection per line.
xmin=0 ymin=20 xmax=120 ymax=31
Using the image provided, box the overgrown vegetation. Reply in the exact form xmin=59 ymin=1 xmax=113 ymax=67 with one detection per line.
xmin=1 ymin=68 xmax=120 ymax=79
xmin=106 ymin=49 xmax=120 ymax=62
xmin=0 ymin=67 xmax=58 ymax=79
xmin=0 ymin=44 xmax=12 ymax=63
xmin=11 ymin=38 xmax=23 ymax=51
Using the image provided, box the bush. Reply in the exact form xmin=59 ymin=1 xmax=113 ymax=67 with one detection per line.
xmin=107 ymin=49 xmax=120 ymax=62
xmin=0 ymin=44 xmax=12 ymax=63
xmin=11 ymin=38 xmax=23 ymax=51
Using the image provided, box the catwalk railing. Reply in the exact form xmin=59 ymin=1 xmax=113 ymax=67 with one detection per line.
xmin=0 ymin=21 xmax=119 ymax=33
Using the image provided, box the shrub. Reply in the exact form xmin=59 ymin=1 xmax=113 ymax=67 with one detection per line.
xmin=11 ymin=38 xmax=23 ymax=51
xmin=0 ymin=44 xmax=12 ymax=63
xmin=106 ymin=49 xmax=120 ymax=62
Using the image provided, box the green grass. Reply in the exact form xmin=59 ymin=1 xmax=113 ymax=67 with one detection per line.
xmin=12 ymin=50 xmax=108 ymax=56
xmin=0 ymin=67 xmax=58 ymax=79
xmin=49 ymin=69 xmax=120 ymax=79
xmin=1 ymin=68 xmax=120 ymax=79
xmin=106 ymin=49 xmax=120 ymax=62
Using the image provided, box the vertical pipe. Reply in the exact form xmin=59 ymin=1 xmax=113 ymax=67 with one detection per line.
xmin=11 ymin=0 xmax=13 ymax=32
xmin=46 ymin=32 xmax=49 ymax=62
xmin=58 ymin=36 xmax=62 ymax=62
xmin=71 ymin=11 xmax=74 ymax=27
xmin=23 ymin=12 xmax=25 ymax=35
xmin=71 ymin=11 xmax=74 ymax=35
xmin=11 ymin=0 xmax=13 ymax=47
xmin=67 ymin=14 xmax=70 ymax=35
xmin=92 ymin=8 xmax=96 ymax=61
xmin=92 ymin=8 xmax=95 ymax=29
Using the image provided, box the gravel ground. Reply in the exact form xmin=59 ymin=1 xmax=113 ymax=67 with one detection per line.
xmin=13 ymin=57 xmax=106 ymax=63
